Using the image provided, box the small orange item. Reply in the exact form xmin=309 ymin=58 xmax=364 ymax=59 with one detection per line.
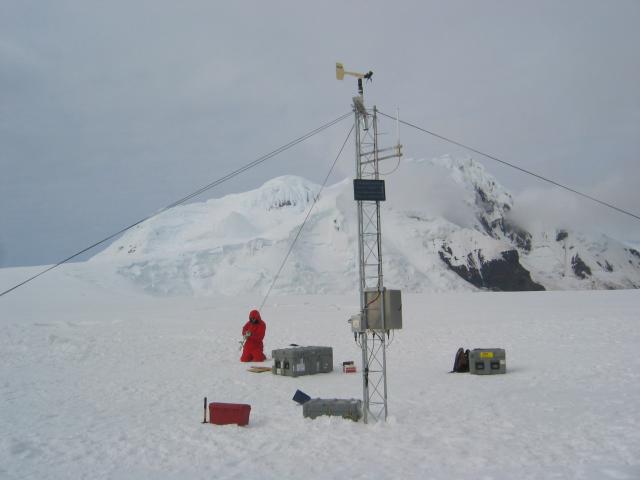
xmin=342 ymin=361 xmax=356 ymax=373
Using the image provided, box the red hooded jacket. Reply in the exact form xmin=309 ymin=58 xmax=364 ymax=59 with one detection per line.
xmin=240 ymin=309 xmax=266 ymax=362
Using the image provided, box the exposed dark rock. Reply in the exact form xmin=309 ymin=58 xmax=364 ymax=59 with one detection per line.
xmin=480 ymin=250 xmax=545 ymax=291
xmin=272 ymin=200 xmax=293 ymax=208
xmin=604 ymin=261 xmax=614 ymax=272
xmin=502 ymin=221 xmax=532 ymax=252
xmin=439 ymin=245 xmax=544 ymax=291
xmin=490 ymin=218 xmax=502 ymax=231
xmin=556 ymin=230 xmax=568 ymax=242
xmin=471 ymin=185 xmax=532 ymax=253
xmin=476 ymin=187 xmax=489 ymax=206
xmin=438 ymin=251 xmax=483 ymax=287
xmin=571 ymin=254 xmax=592 ymax=279
xmin=478 ymin=215 xmax=494 ymax=237
xmin=596 ymin=260 xmax=615 ymax=272
xmin=628 ymin=248 xmax=640 ymax=260
xmin=626 ymin=251 xmax=640 ymax=270
xmin=269 ymin=191 xmax=315 ymax=210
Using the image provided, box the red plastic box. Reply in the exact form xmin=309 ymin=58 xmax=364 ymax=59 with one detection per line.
xmin=208 ymin=402 xmax=251 ymax=426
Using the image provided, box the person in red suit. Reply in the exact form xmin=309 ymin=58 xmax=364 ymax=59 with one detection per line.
xmin=240 ymin=309 xmax=266 ymax=362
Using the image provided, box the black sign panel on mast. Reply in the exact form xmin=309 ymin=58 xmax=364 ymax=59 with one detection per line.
xmin=353 ymin=179 xmax=386 ymax=201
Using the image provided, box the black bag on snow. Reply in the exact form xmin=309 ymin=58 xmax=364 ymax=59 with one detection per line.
xmin=450 ymin=347 xmax=470 ymax=373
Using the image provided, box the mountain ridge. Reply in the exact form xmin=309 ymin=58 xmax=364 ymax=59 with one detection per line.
xmin=92 ymin=155 xmax=640 ymax=296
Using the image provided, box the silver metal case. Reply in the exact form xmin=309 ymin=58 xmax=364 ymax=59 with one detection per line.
xmin=364 ymin=288 xmax=402 ymax=330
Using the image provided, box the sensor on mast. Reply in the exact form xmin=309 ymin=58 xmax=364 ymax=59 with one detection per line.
xmin=336 ymin=62 xmax=373 ymax=96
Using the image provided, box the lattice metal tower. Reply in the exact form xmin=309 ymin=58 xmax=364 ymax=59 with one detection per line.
xmin=338 ymin=63 xmax=402 ymax=423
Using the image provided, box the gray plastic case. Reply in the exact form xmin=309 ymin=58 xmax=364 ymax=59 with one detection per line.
xmin=303 ymin=398 xmax=362 ymax=421
xmin=272 ymin=346 xmax=333 ymax=377
xmin=469 ymin=348 xmax=506 ymax=375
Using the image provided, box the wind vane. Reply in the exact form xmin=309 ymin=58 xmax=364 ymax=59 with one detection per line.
xmin=336 ymin=62 xmax=373 ymax=96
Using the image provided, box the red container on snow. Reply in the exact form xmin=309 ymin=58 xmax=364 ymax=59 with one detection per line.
xmin=208 ymin=402 xmax=251 ymax=426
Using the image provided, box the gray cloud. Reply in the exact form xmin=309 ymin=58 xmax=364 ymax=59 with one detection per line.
xmin=511 ymin=174 xmax=640 ymax=242
xmin=1 ymin=0 xmax=639 ymax=266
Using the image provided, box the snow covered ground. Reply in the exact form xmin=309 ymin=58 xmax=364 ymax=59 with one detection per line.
xmin=1 ymin=262 xmax=640 ymax=479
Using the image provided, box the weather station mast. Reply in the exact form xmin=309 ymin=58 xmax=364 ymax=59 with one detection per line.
xmin=336 ymin=63 xmax=403 ymax=423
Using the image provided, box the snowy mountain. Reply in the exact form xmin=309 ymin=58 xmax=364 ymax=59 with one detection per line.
xmin=92 ymin=156 xmax=640 ymax=296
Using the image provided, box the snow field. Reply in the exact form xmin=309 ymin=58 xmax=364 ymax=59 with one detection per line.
xmin=1 ymin=263 xmax=640 ymax=479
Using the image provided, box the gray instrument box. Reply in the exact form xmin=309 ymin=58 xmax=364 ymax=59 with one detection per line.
xmin=469 ymin=348 xmax=506 ymax=375
xmin=272 ymin=346 xmax=333 ymax=377
xmin=364 ymin=288 xmax=402 ymax=330
xmin=302 ymin=398 xmax=362 ymax=422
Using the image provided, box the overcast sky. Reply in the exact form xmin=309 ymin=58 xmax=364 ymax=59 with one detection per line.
xmin=1 ymin=0 xmax=639 ymax=267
